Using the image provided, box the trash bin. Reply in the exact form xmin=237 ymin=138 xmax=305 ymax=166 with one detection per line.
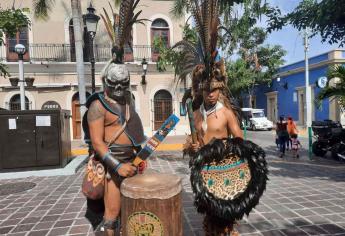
xmin=0 ymin=109 xmax=71 ymax=171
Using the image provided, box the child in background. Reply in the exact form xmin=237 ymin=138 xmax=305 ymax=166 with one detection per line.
xmin=291 ymin=134 xmax=301 ymax=158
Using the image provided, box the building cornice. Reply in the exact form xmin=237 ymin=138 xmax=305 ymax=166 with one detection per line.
xmin=0 ymin=62 xmax=174 ymax=76
xmin=265 ymin=91 xmax=278 ymax=96
xmin=277 ymin=59 xmax=345 ymax=77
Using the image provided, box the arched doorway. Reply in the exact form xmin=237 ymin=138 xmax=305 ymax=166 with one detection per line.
xmin=9 ymin=94 xmax=30 ymax=110
xmin=72 ymin=92 xmax=91 ymax=139
xmin=153 ymin=90 xmax=172 ymax=130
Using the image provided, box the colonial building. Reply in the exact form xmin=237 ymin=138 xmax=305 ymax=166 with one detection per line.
xmin=247 ymin=49 xmax=344 ymax=126
xmin=0 ymin=0 xmax=191 ymax=139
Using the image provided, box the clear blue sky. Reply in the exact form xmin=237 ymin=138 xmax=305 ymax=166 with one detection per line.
xmin=264 ymin=0 xmax=342 ymax=65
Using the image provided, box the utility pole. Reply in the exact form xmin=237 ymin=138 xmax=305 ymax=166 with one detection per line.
xmin=304 ymin=28 xmax=312 ymax=160
xmin=71 ymin=0 xmax=87 ymax=139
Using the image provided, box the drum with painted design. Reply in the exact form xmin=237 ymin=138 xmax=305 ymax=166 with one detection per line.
xmin=120 ymin=173 xmax=182 ymax=236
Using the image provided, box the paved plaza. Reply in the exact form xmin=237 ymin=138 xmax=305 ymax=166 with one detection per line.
xmin=0 ymin=131 xmax=345 ymax=235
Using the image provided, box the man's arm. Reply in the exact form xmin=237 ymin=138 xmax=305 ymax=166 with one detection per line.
xmin=226 ymin=107 xmax=243 ymax=139
xmin=88 ymin=100 xmax=108 ymax=157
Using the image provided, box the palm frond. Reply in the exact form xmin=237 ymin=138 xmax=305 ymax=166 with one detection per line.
xmin=100 ymin=11 xmax=116 ymax=45
xmin=316 ymin=65 xmax=345 ymax=110
xmin=33 ymin=0 xmax=55 ymax=20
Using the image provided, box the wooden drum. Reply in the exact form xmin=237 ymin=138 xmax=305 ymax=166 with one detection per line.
xmin=121 ymin=173 xmax=182 ymax=236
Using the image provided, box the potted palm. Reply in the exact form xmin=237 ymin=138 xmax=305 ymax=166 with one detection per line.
xmin=25 ymin=77 xmax=35 ymax=87
xmin=9 ymin=77 xmax=19 ymax=87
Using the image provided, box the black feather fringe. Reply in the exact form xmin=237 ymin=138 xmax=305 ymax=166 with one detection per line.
xmin=190 ymin=137 xmax=269 ymax=223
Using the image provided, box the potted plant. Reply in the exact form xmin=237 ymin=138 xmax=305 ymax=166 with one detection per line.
xmin=9 ymin=77 xmax=19 ymax=87
xmin=25 ymin=77 xmax=35 ymax=87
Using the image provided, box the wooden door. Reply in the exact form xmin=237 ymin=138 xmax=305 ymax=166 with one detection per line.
xmin=299 ymin=92 xmax=305 ymax=125
xmin=153 ymin=90 xmax=172 ymax=130
xmin=72 ymin=97 xmax=81 ymax=139
xmin=268 ymin=97 xmax=276 ymax=122
xmin=6 ymin=27 xmax=30 ymax=62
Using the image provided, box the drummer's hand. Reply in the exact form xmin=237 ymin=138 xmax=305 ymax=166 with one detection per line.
xmin=116 ymin=163 xmax=136 ymax=177
xmin=138 ymin=160 xmax=147 ymax=174
xmin=191 ymin=142 xmax=200 ymax=152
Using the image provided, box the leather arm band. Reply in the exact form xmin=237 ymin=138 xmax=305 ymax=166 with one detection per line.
xmin=101 ymin=152 xmax=121 ymax=172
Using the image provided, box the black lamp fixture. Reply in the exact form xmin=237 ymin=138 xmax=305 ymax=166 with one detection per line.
xmin=141 ymin=58 xmax=148 ymax=85
xmin=85 ymin=3 xmax=100 ymax=38
xmin=85 ymin=2 xmax=100 ymax=93
xmin=277 ymin=77 xmax=288 ymax=90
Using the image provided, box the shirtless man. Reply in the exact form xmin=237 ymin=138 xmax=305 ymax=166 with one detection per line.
xmin=192 ymin=87 xmax=243 ymax=151
xmin=187 ymin=83 xmax=243 ymax=236
xmin=86 ymin=62 xmax=146 ymax=236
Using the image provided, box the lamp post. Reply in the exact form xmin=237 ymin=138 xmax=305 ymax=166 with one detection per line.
xmin=304 ymin=29 xmax=312 ymax=160
xmin=141 ymin=58 xmax=148 ymax=85
xmin=84 ymin=3 xmax=100 ymax=93
xmin=14 ymin=44 xmax=26 ymax=110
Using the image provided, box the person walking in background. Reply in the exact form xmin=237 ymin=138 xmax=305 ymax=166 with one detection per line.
xmin=276 ymin=116 xmax=289 ymax=158
xmin=291 ymin=134 xmax=301 ymax=158
xmin=287 ymin=116 xmax=298 ymax=150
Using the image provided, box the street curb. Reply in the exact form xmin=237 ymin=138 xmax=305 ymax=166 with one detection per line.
xmin=0 ymin=155 xmax=88 ymax=180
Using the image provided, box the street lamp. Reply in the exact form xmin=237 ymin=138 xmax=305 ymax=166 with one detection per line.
xmin=141 ymin=58 xmax=148 ymax=85
xmin=84 ymin=3 xmax=100 ymax=93
xmin=276 ymin=77 xmax=288 ymax=90
xmin=14 ymin=44 xmax=26 ymax=110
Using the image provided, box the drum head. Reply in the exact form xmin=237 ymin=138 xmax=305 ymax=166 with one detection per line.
xmin=121 ymin=172 xmax=182 ymax=200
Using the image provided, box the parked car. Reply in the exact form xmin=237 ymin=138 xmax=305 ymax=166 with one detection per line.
xmin=241 ymin=108 xmax=273 ymax=131
xmin=312 ymin=120 xmax=345 ymax=162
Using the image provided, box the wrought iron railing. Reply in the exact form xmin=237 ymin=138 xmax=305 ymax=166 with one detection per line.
xmin=0 ymin=44 xmax=155 ymax=62
xmin=5 ymin=102 xmax=32 ymax=111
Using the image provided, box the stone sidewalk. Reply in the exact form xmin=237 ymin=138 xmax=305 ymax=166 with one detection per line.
xmin=0 ymin=152 xmax=345 ymax=236
xmin=1 ymin=131 xmax=345 ymax=235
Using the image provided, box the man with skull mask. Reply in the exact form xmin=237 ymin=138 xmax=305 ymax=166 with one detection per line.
xmin=85 ymin=60 xmax=146 ymax=235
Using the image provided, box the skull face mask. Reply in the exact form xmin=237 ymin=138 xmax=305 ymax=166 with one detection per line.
xmin=102 ymin=63 xmax=130 ymax=103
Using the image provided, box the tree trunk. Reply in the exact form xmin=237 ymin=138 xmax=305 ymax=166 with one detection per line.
xmin=71 ymin=0 xmax=86 ymax=139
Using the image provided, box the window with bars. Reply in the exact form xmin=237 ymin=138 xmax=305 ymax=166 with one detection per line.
xmin=153 ymin=90 xmax=172 ymax=130
xmin=6 ymin=26 xmax=30 ymax=62
xmin=8 ymin=94 xmax=30 ymax=110
xmin=151 ymin=18 xmax=170 ymax=62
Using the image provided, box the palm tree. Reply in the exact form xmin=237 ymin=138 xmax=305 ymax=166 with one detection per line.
xmin=316 ymin=65 xmax=345 ymax=111
xmin=171 ymin=0 xmax=266 ymax=22
xmin=33 ymin=0 xmax=87 ymax=137
xmin=33 ymin=0 xmax=55 ymax=20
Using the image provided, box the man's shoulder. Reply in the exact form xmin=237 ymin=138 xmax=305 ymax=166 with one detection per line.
xmin=222 ymin=106 xmax=234 ymax=115
xmin=89 ymin=99 xmax=103 ymax=109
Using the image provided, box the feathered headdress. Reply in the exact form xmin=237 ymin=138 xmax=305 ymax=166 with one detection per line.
xmin=175 ymin=0 xmax=239 ymax=117
xmin=101 ymin=0 xmax=147 ymax=64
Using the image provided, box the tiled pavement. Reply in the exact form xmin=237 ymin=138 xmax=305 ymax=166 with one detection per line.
xmin=1 ymin=133 xmax=345 ymax=235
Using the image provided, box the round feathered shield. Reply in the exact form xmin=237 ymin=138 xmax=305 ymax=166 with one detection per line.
xmin=190 ymin=137 xmax=268 ymax=222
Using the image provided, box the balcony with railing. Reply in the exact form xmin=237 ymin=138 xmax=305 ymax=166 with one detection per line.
xmin=0 ymin=44 xmax=158 ymax=63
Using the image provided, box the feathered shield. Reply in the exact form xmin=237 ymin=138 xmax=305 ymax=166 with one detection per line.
xmin=190 ymin=138 xmax=268 ymax=223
